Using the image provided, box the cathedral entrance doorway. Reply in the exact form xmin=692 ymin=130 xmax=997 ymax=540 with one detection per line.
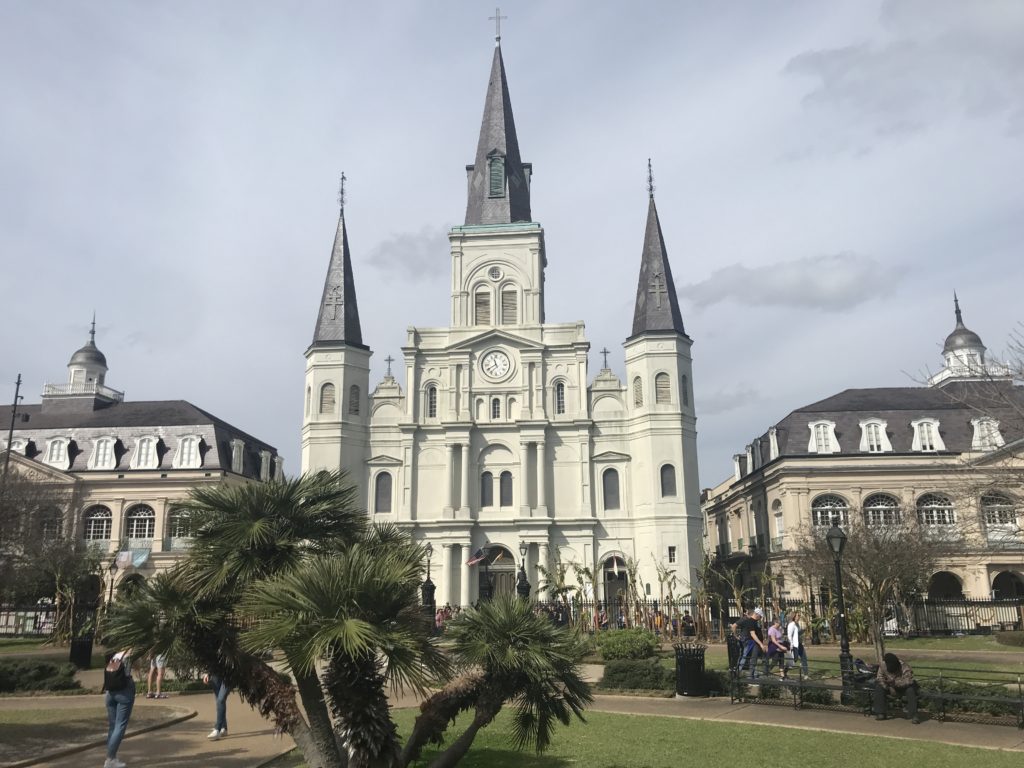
xmin=603 ymin=556 xmax=629 ymax=613
xmin=480 ymin=546 xmax=517 ymax=600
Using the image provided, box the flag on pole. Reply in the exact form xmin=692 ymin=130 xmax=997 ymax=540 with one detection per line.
xmin=492 ymin=549 xmax=503 ymax=563
xmin=466 ymin=548 xmax=486 ymax=566
xmin=613 ymin=557 xmax=620 ymax=577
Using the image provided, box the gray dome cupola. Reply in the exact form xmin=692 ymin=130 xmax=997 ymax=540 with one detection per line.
xmin=942 ymin=294 xmax=986 ymax=365
xmin=67 ymin=316 xmax=108 ymax=388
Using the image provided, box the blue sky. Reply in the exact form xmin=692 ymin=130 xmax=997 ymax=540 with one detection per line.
xmin=2 ymin=1 xmax=1022 ymax=484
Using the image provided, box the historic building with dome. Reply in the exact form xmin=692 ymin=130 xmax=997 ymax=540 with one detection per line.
xmin=300 ymin=42 xmax=703 ymax=605
xmin=703 ymin=298 xmax=1024 ymax=608
xmin=1 ymin=322 xmax=282 ymax=589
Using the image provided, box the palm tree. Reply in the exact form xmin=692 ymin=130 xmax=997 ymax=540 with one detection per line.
xmin=402 ymin=596 xmax=593 ymax=768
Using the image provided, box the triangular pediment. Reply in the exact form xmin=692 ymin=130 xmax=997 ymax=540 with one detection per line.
xmin=2 ymin=451 xmax=80 ymax=485
xmin=592 ymin=450 xmax=632 ymax=463
xmin=367 ymin=454 xmax=403 ymax=466
xmin=448 ymin=328 xmax=544 ymax=352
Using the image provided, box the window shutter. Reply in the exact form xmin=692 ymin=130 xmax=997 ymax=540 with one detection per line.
xmin=501 ymin=290 xmax=517 ymax=324
xmin=655 ymin=373 xmax=671 ymax=404
xmin=475 ymin=291 xmax=491 ymax=324
xmin=632 ymin=377 xmax=643 ymax=407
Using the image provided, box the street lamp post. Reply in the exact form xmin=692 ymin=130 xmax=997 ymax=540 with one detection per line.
xmin=825 ymin=524 xmax=853 ymax=692
xmin=516 ymin=541 xmax=531 ymax=601
xmin=107 ymin=559 xmax=119 ymax=606
xmin=421 ymin=542 xmax=436 ymax=626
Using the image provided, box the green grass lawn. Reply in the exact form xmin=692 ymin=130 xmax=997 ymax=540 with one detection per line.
xmin=0 ymin=638 xmax=51 ymax=653
xmin=264 ymin=709 xmax=1024 ymax=768
xmin=886 ymin=635 xmax=1022 ymax=653
xmin=0 ymin=705 xmax=179 ymax=764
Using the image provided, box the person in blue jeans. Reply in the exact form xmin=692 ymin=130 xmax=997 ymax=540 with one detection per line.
xmin=202 ymin=672 xmax=231 ymax=739
xmin=104 ymin=649 xmax=135 ymax=768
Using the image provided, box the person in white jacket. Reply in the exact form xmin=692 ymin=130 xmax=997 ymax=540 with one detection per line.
xmin=787 ymin=612 xmax=810 ymax=676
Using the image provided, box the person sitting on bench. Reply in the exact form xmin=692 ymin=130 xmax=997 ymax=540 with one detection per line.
xmin=874 ymin=652 xmax=920 ymax=724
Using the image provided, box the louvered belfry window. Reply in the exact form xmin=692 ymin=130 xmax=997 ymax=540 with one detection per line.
xmin=501 ymin=289 xmax=517 ymax=324
xmin=489 ymin=156 xmax=505 ymax=197
xmin=632 ymin=377 xmax=644 ymax=407
xmin=475 ymin=290 xmax=491 ymax=325
xmin=655 ymin=373 xmax=671 ymax=404
xmin=320 ymin=383 xmax=336 ymax=414
xmin=348 ymin=385 xmax=360 ymax=415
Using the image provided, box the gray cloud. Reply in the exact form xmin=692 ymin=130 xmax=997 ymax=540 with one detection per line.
xmin=785 ymin=0 xmax=1024 ymax=139
xmin=698 ymin=385 xmax=761 ymax=416
xmin=680 ymin=252 xmax=901 ymax=312
xmin=366 ymin=226 xmax=450 ymax=281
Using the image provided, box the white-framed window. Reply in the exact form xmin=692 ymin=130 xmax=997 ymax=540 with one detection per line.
xmin=474 ymin=289 xmax=491 ymax=325
xmin=971 ymin=418 xmax=1005 ymax=451
xmin=863 ymin=493 xmax=902 ymax=526
xmin=774 ymin=512 xmax=785 ymax=536
xmin=83 ymin=505 xmax=112 ymax=541
xmin=554 ymin=382 xmax=566 ymax=415
xmin=132 ymin=436 xmax=159 ymax=469
xmin=348 ymin=385 xmax=360 ymax=416
xmin=45 ymin=437 xmax=69 ymax=468
xmin=125 ymin=505 xmax=156 ymax=540
xmin=632 ymin=377 xmax=643 ymax=408
xmin=807 ymin=421 xmax=840 ymax=454
xmin=90 ymin=437 xmax=116 ymax=470
xmin=374 ymin=472 xmax=393 ymax=513
xmin=811 ymin=494 xmax=849 ymax=527
xmin=602 ymin=468 xmax=621 ymax=511
xmin=427 ymin=386 xmax=438 ymax=418
xmin=231 ymin=438 xmax=245 ymax=474
xmin=655 ymin=373 xmax=671 ymax=404
xmin=981 ymin=493 xmax=1017 ymax=526
xmin=319 ymin=383 xmax=336 ymax=414
xmin=859 ymin=420 xmax=892 ymax=453
xmin=668 ymin=546 xmax=677 ymax=564
xmin=916 ymin=493 xmax=955 ymax=526
xmin=911 ymin=419 xmax=945 ymax=452
xmin=167 ymin=509 xmax=193 ymax=539
xmin=6 ymin=438 xmax=25 ymax=454
xmin=491 ymin=397 xmax=501 ymax=420
xmin=174 ymin=435 xmax=202 ymax=469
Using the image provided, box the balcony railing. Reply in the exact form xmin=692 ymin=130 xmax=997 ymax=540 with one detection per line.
xmin=986 ymin=526 xmax=1024 ymax=549
xmin=42 ymin=382 xmax=124 ymax=402
xmin=165 ymin=537 xmax=193 ymax=552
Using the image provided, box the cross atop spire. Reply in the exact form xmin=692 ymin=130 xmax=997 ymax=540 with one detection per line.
xmin=647 ymin=158 xmax=655 ymax=200
xmin=384 ymin=354 xmax=395 ymax=377
xmin=489 ymin=7 xmax=507 ymax=44
xmin=600 ymin=347 xmax=611 ymax=369
xmin=89 ymin=312 xmax=96 ymax=344
xmin=338 ymin=171 xmax=347 ymax=212
xmin=312 ymin=178 xmax=365 ymax=349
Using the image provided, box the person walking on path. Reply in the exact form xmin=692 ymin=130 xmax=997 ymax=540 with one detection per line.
xmin=146 ymin=654 xmax=168 ymax=699
xmin=787 ymin=611 xmax=809 ymax=676
xmin=102 ymin=648 xmax=136 ymax=768
xmin=202 ymin=672 xmax=231 ymax=739
xmin=737 ymin=608 xmax=768 ymax=679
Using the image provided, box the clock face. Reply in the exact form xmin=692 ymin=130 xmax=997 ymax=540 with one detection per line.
xmin=481 ymin=350 xmax=511 ymax=379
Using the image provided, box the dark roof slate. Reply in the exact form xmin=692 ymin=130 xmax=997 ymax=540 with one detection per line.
xmin=312 ymin=210 xmax=365 ymax=348
xmin=630 ymin=196 xmax=687 ymax=338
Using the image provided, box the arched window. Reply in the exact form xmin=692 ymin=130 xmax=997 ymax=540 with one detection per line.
xmin=474 ymin=289 xmax=491 ymax=325
xmin=480 ymin=471 xmax=494 ymax=507
xmin=305 ymin=386 xmax=311 ymax=416
xmin=555 ymin=382 xmax=566 ymax=415
xmin=911 ymin=419 xmax=944 ymax=452
xmin=499 ymin=471 xmax=513 ymax=506
xmin=133 ymin=436 xmax=158 ymax=469
xmin=167 ymin=509 xmax=192 ymax=541
xmin=655 ymin=373 xmax=671 ymax=404
xmin=491 ymin=398 xmax=501 ymax=420
xmin=175 ymin=436 xmax=200 ymax=469
xmin=811 ymin=494 xmax=848 ymax=527
xmin=981 ymin=493 xmax=1016 ymax=526
xmin=319 ymin=383 xmax=336 ymax=414
xmin=500 ymin=289 xmax=517 ymax=324
xmin=632 ymin=377 xmax=643 ymax=408
xmin=602 ymin=468 xmax=621 ymax=511
xmin=374 ymin=472 xmax=393 ymax=513
xmin=45 ymin=438 xmax=68 ymax=467
xmin=659 ymin=464 xmax=676 ymax=497
xmin=863 ymin=493 xmax=901 ymax=526
xmin=125 ymin=505 xmax=155 ymax=540
xmin=427 ymin=386 xmax=438 ymax=418
xmin=92 ymin=437 xmax=115 ymax=470
xmin=83 ymin=506 xmax=112 ymax=541
xmin=681 ymin=374 xmax=689 ymax=406
xmin=348 ymin=384 xmax=360 ymax=415
xmin=916 ymin=493 xmax=955 ymax=526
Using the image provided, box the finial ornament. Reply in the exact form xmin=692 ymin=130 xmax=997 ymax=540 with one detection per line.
xmin=954 ymin=292 xmax=963 ymax=325
xmin=489 ymin=7 xmax=507 ymax=43
xmin=338 ymin=172 xmax=347 ymax=212
xmin=384 ymin=355 xmax=395 ymax=377
xmin=90 ymin=312 xmax=96 ymax=343
xmin=647 ymin=158 xmax=655 ymax=199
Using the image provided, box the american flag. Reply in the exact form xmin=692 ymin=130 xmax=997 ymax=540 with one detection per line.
xmin=465 ymin=548 xmax=486 ymax=566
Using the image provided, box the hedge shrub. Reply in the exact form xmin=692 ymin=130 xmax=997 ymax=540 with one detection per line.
xmin=995 ymin=631 xmax=1024 ymax=648
xmin=0 ymin=658 xmax=81 ymax=693
xmin=599 ymin=659 xmax=672 ymax=691
xmin=598 ymin=629 xmax=658 ymax=660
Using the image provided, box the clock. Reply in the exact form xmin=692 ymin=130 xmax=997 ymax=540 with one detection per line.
xmin=481 ymin=350 xmax=511 ymax=379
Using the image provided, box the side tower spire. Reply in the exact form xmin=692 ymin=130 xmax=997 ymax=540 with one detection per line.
xmin=464 ymin=42 xmax=532 ymax=225
xmin=312 ymin=173 xmax=365 ymax=348
xmin=630 ymin=160 xmax=686 ymax=338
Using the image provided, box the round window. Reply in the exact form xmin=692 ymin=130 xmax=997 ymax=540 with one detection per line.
xmin=488 ymin=266 xmax=502 ymax=281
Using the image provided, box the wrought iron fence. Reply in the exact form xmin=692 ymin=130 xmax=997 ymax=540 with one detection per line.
xmin=0 ymin=606 xmax=57 ymax=637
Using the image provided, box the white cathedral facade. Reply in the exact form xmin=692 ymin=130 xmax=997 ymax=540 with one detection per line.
xmin=300 ymin=43 xmax=703 ymax=606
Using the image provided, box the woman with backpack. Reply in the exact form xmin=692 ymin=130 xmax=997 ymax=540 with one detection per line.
xmin=103 ymin=647 xmax=136 ymax=768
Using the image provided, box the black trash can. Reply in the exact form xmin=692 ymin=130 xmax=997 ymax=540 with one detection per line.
xmin=674 ymin=642 xmax=707 ymax=697
xmin=69 ymin=637 xmax=94 ymax=669
xmin=726 ymin=633 xmax=743 ymax=670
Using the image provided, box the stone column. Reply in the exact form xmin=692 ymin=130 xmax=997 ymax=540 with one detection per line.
xmin=444 ymin=443 xmax=455 ymax=514
xmin=441 ymin=544 xmax=454 ymax=606
xmin=519 ymin=442 xmax=530 ymax=515
xmin=459 ymin=544 xmax=472 ymax=607
xmin=460 ymin=442 xmax=471 ymax=516
xmin=538 ymin=543 xmax=550 ymax=601
xmin=536 ymin=440 xmax=547 ymax=514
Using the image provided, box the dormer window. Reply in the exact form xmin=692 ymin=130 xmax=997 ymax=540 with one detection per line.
xmin=971 ymin=418 xmax=1004 ymax=451
xmin=911 ymin=419 xmax=945 ymax=452
xmin=90 ymin=437 xmax=117 ymax=470
xmin=858 ymin=420 xmax=892 ymax=453
xmin=488 ymin=155 xmax=505 ymax=197
xmin=132 ymin=436 xmax=159 ymax=469
xmin=807 ymin=421 xmax=839 ymax=454
xmin=173 ymin=435 xmax=202 ymax=469
xmin=231 ymin=438 xmax=245 ymax=474
xmin=45 ymin=438 xmax=70 ymax=469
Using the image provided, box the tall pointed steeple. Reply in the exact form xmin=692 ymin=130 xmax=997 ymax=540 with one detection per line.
xmin=630 ymin=162 xmax=686 ymax=338
xmin=464 ymin=43 xmax=532 ymax=225
xmin=312 ymin=175 xmax=365 ymax=347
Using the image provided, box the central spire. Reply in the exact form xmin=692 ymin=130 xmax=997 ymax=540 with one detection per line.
xmin=464 ymin=44 xmax=532 ymax=226
xmin=312 ymin=173 xmax=365 ymax=348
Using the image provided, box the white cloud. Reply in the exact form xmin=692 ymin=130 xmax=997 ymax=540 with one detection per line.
xmin=680 ymin=253 xmax=902 ymax=312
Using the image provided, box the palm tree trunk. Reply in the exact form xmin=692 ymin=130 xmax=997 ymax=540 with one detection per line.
xmin=424 ymin=698 xmax=502 ymax=768
xmin=399 ymin=673 xmax=484 ymax=767
xmin=322 ymin=652 xmax=400 ymax=768
xmin=293 ymin=666 xmax=347 ymax=768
